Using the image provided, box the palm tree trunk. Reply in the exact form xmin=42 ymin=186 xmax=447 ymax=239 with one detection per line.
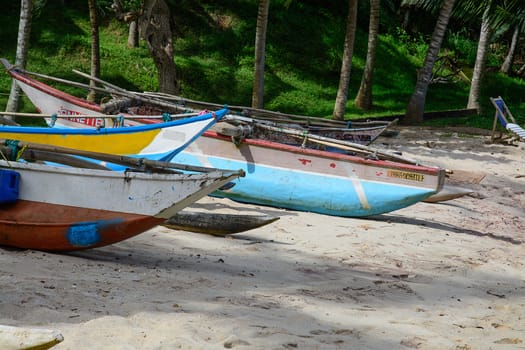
xmin=332 ymin=0 xmax=358 ymax=121
xmin=404 ymin=0 xmax=456 ymax=124
xmin=6 ymin=0 xmax=34 ymax=117
xmin=252 ymin=0 xmax=269 ymax=109
xmin=500 ymin=24 xmax=519 ymax=75
xmin=139 ymin=0 xmax=178 ymax=94
xmin=128 ymin=20 xmax=139 ymax=48
xmin=355 ymin=0 xmax=379 ymax=111
xmin=467 ymin=2 xmax=492 ymax=112
xmin=518 ymin=62 xmax=525 ymax=77
xmin=87 ymin=0 xmax=100 ymax=102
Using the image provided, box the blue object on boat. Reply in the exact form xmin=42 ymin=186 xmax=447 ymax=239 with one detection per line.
xmin=0 ymin=169 xmax=20 ymax=204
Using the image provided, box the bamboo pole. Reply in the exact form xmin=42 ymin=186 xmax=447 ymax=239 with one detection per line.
xmin=247 ymin=121 xmax=418 ymax=165
xmin=13 ymin=62 xmax=391 ymax=130
xmin=0 ymin=111 xmax=199 ymax=120
xmin=71 ymin=69 xmax=189 ymax=112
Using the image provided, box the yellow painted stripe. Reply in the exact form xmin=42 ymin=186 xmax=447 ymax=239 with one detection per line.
xmin=0 ymin=129 xmax=160 ymax=155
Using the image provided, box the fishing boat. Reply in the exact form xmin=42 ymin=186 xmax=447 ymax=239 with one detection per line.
xmin=138 ymin=91 xmax=397 ymax=145
xmin=0 ymin=140 xmax=243 ymax=251
xmin=173 ymin=130 xmax=445 ymax=217
xmin=0 ymin=108 xmax=227 ymax=163
xmin=2 ymin=62 xmax=445 ymax=217
xmin=1 ymin=58 xmax=394 ymax=145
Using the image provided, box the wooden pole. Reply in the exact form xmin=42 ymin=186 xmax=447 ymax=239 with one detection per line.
xmin=0 ymin=111 xmax=199 ymax=120
xmin=247 ymin=121 xmax=418 ymax=164
xmin=0 ymin=139 xmax=245 ymax=176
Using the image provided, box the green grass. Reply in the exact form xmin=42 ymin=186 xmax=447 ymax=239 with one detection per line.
xmin=0 ymin=0 xmax=524 ymax=130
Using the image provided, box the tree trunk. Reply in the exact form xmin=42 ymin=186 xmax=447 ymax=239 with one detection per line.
xmin=252 ymin=0 xmax=269 ymax=109
xmin=404 ymin=0 xmax=456 ymax=124
xmin=467 ymin=2 xmax=492 ymax=113
xmin=500 ymin=24 xmax=519 ymax=75
xmin=128 ymin=20 xmax=139 ymax=48
xmin=400 ymin=4 xmax=411 ymax=32
xmin=332 ymin=0 xmax=358 ymax=121
xmin=6 ymin=0 xmax=34 ymax=119
xmin=139 ymin=0 xmax=178 ymax=94
xmin=518 ymin=62 xmax=525 ymax=77
xmin=354 ymin=0 xmax=379 ymax=111
xmin=87 ymin=0 xmax=100 ymax=102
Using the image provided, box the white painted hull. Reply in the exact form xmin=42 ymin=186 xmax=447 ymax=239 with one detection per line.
xmin=1 ymin=160 xmax=239 ymax=219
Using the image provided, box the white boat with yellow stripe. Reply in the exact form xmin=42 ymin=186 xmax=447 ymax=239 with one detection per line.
xmin=0 ymin=108 xmax=227 ymax=162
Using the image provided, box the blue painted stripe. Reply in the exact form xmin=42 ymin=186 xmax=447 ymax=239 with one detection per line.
xmin=0 ymin=108 xmax=227 ymax=135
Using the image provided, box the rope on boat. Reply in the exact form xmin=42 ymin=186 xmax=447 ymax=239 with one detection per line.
xmin=1 ymin=140 xmax=26 ymax=162
xmin=301 ymin=130 xmax=309 ymax=148
xmin=162 ymin=112 xmax=171 ymax=122
xmin=49 ymin=113 xmax=57 ymax=127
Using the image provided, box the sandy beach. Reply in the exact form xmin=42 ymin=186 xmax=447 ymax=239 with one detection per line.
xmin=1 ymin=126 xmax=524 ymax=349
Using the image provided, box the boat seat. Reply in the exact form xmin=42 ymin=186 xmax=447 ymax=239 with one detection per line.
xmin=489 ymin=96 xmax=525 ymax=143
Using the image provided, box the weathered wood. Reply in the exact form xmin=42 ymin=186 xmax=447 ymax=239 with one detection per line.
xmin=14 ymin=149 xmax=110 ymax=170
xmin=244 ymin=120 xmax=418 ymax=164
xmin=0 ymin=111 xmax=199 ymax=119
xmin=72 ymin=69 xmax=187 ymax=113
xmin=163 ymin=211 xmax=280 ymax=236
xmin=0 ymin=139 xmax=242 ymax=175
xmin=0 ymin=116 xmax=21 ymax=126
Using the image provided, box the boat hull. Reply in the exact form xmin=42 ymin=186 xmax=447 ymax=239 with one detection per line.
xmin=0 ymin=200 xmax=165 ymax=251
xmin=3 ymin=61 xmax=444 ymax=217
xmin=2 ymin=61 xmax=226 ymax=161
xmin=173 ymin=132 xmax=445 ymax=217
xmin=0 ymin=110 xmax=225 ymax=162
xmin=0 ymin=159 xmax=242 ymax=251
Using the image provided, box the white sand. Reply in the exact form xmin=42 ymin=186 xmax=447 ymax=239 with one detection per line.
xmin=1 ymin=126 xmax=524 ymax=349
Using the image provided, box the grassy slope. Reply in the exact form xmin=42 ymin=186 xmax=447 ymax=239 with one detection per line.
xmin=0 ymin=0 xmax=523 ymax=129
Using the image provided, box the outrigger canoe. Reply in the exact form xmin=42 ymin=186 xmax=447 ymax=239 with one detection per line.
xmin=0 ymin=140 xmax=243 ymax=251
xmin=0 ymin=108 xmax=227 ymax=162
xmin=1 ymin=58 xmax=395 ymax=146
xmin=2 ymin=61 xmax=446 ymax=217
